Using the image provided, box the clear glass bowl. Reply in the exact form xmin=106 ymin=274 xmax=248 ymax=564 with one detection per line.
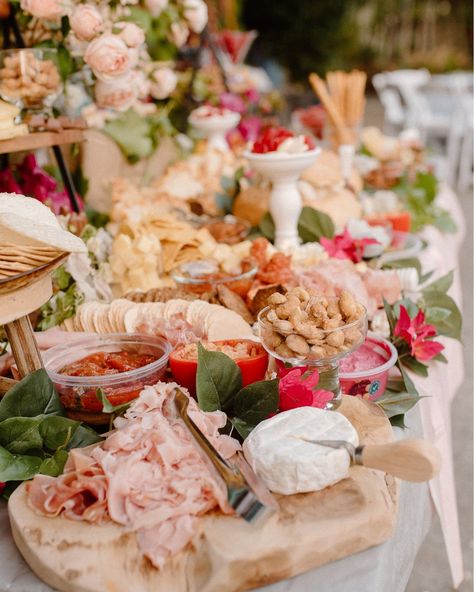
xmin=171 ymin=264 xmax=257 ymax=297
xmin=43 ymin=333 xmax=172 ymax=425
xmin=0 ymin=48 xmax=61 ymax=113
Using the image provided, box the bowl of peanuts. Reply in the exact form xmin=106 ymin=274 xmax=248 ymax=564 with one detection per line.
xmin=0 ymin=48 xmax=61 ymax=114
xmin=258 ymin=287 xmax=367 ymax=409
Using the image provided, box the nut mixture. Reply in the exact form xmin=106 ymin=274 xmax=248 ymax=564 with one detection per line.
xmin=0 ymin=52 xmax=60 ymax=106
xmin=260 ymin=287 xmax=365 ymax=361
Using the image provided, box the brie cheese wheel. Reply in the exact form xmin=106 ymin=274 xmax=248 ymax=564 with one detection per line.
xmin=243 ymin=407 xmax=359 ymax=495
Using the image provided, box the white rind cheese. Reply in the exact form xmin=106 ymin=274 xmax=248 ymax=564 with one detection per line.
xmin=243 ymin=407 xmax=359 ymax=495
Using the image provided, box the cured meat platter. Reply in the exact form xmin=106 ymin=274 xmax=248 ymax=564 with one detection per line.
xmin=8 ymin=396 xmax=399 ymax=592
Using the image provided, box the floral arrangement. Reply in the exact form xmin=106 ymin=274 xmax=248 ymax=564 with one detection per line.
xmin=17 ymin=0 xmax=208 ymax=158
xmin=320 ymin=228 xmax=378 ymax=263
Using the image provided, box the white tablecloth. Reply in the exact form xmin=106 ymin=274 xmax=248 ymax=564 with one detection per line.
xmin=0 ymin=185 xmax=465 ymax=592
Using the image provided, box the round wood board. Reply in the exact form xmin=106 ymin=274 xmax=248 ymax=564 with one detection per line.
xmin=8 ymin=396 xmax=399 ymax=592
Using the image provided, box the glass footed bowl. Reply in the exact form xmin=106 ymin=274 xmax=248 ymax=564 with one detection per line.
xmin=0 ymin=48 xmax=61 ymax=114
xmin=257 ymin=305 xmax=368 ymax=409
xmin=171 ymin=263 xmax=257 ymax=298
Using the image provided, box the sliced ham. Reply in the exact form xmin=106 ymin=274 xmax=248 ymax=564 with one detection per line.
xmin=27 ymin=381 xmax=241 ymax=570
xmin=362 ymin=268 xmax=401 ymax=307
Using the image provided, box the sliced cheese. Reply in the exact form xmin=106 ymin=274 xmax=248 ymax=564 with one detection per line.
xmin=243 ymin=407 xmax=359 ymax=495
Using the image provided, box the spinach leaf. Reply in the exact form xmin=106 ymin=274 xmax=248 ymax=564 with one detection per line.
xmin=230 ymin=417 xmax=255 ymax=439
xmin=0 ymin=417 xmax=43 ymax=454
xmin=67 ymin=425 xmax=103 ymax=449
xmin=196 ymin=344 xmax=242 ymax=412
xmin=0 ymin=369 xmax=63 ymax=421
xmin=0 ymin=446 xmax=42 ymax=482
xmin=96 ymin=389 xmax=132 ymax=415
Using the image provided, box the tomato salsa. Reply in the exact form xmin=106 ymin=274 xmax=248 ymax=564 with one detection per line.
xmin=60 ymin=351 xmax=158 ymax=377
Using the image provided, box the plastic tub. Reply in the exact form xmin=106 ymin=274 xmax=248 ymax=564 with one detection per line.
xmin=339 ymin=333 xmax=398 ymax=400
xmin=43 ymin=333 xmax=172 ymax=424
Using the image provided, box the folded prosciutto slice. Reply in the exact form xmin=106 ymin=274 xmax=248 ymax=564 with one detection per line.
xmin=27 ymin=382 xmax=241 ymax=569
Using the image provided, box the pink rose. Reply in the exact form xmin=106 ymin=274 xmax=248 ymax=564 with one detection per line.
xmin=20 ymin=0 xmax=65 ymax=20
xmin=95 ymin=77 xmax=138 ymax=112
xmin=145 ymin=0 xmax=168 ymax=17
xmin=183 ymin=0 xmax=208 ymax=34
xmin=116 ymin=22 xmax=145 ymax=48
xmin=170 ymin=21 xmax=189 ymax=48
xmin=150 ymin=68 xmax=177 ymax=100
xmin=70 ymin=5 xmax=103 ymax=41
xmin=84 ymin=34 xmax=136 ymax=82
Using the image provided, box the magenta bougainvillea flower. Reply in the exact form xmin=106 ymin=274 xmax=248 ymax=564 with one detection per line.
xmin=320 ymin=228 xmax=379 ymax=263
xmin=394 ymin=305 xmax=444 ymax=362
xmin=278 ymin=366 xmax=333 ymax=411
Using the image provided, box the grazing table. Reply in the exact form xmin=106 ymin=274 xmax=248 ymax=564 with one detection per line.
xmin=0 ymin=185 xmax=464 ymax=592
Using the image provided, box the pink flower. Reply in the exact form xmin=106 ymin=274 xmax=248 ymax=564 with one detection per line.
xmin=20 ymin=0 xmax=65 ymax=20
xmin=278 ymin=366 xmax=333 ymax=411
xmin=150 ymin=68 xmax=177 ymax=100
xmin=244 ymin=88 xmax=260 ymax=104
xmin=170 ymin=21 xmax=189 ymax=48
xmin=320 ymin=228 xmax=379 ymax=263
xmin=145 ymin=0 xmax=169 ymax=17
xmin=238 ymin=116 xmax=262 ymax=142
xmin=0 ymin=168 xmax=21 ymax=194
xmin=183 ymin=0 xmax=208 ymax=34
xmin=84 ymin=34 xmax=136 ymax=82
xmin=95 ymin=77 xmax=138 ymax=112
xmin=219 ymin=92 xmax=246 ymax=113
xmin=394 ymin=305 xmax=444 ymax=362
xmin=70 ymin=5 xmax=103 ymax=41
xmin=116 ymin=22 xmax=145 ymax=48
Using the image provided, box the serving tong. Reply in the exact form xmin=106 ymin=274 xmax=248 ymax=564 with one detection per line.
xmin=301 ymin=438 xmax=441 ymax=482
xmin=173 ymin=389 xmax=279 ymax=523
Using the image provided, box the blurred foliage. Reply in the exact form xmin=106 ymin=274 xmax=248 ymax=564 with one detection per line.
xmin=242 ymin=0 xmax=472 ymax=82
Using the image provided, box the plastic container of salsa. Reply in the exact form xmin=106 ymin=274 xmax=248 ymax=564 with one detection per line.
xmin=339 ymin=333 xmax=397 ymax=400
xmin=43 ymin=333 xmax=171 ymax=425
xmin=169 ymin=339 xmax=269 ymax=396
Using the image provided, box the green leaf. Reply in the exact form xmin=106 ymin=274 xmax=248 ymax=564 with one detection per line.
xmin=401 ymin=357 xmax=428 ymax=377
xmin=125 ymin=6 xmax=152 ymax=33
xmin=196 ymin=344 xmax=242 ymax=412
xmin=258 ymin=212 xmax=275 ymax=242
xmin=393 ymin=298 xmax=419 ymax=319
xmin=233 ymin=379 xmax=279 ymax=427
xmin=433 ymin=210 xmax=457 ymax=233
xmin=0 ymin=446 xmax=42 ymax=482
xmin=39 ymin=450 xmax=69 ymax=477
xmin=0 ymin=369 xmax=63 ymax=421
xmin=421 ymin=292 xmax=462 ymax=340
xmin=422 ymin=271 xmax=454 ymax=295
xmin=67 ymin=425 xmax=103 ymax=449
xmin=389 ymin=414 xmax=407 ymax=428
xmin=398 ymin=363 xmax=419 ymax=396
xmin=0 ymin=417 xmax=43 ymax=454
xmin=383 ymin=298 xmax=396 ymax=333
xmin=375 ymin=388 xmax=420 ymax=418
xmin=53 ymin=265 xmax=72 ymax=290
xmin=231 ymin=417 xmax=255 ymax=439
xmin=433 ymin=352 xmax=448 ymax=363
xmin=419 ymin=270 xmax=434 ymax=284
xmin=215 ymin=192 xmax=233 ymax=214
xmin=298 ymin=206 xmax=335 ymax=242
xmin=57 ymin=45 xmax=75 ymax=82
xmin=39 ymin=416 xmax=80 ymax=451
xmin=382 ymin=257 xmax=421 ymax=277
xmin=103 ymin=110 xmax=157 ymax=163
xmin=423 ymin=306 xmax=451 ymax=325
xmin=95 ymin=389 xmax=132 ymax=415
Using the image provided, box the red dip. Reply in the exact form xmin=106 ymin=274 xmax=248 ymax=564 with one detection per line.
xmin=60 ymin=351 xmax=157 ymax=377
xmin=339 ymin=342 xmax=387 ymax=373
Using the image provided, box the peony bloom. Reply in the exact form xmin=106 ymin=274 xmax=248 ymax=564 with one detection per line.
xmin=84 ymin=34 xmax=136 ymax=82
xmin=20 ymin=0 xmax=66 ymax=20
xmin=145 ymin=0 xmax=168 ymax=17
xmin=70 ymin=4 xmax=103 ymax=41
xmin=115 ymin=22 xmax=145 ymax=48
xmin=150 ymin=68 xmax=177 ymax=100
xmin=170 ymin=21 xmax=189 ymax=48
xmin=278 ymin=366 xmax=333 ymax=412
xmin=95 ymin=77 xmax=138 ymax=112
xmin=394 ymin=305 xmax=444 ymax=362
xmin=183 ymin=0 xmax=208 ymax=34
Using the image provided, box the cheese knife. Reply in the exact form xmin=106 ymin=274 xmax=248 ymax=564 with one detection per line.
xmin=302 ymin=439 xmax=441 ymax=482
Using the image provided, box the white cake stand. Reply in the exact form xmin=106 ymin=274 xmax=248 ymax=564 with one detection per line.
xmin=244 ymin=149 xmax=320 ymax=250
xmin=189 ymin=111 xmax=241 ymax=152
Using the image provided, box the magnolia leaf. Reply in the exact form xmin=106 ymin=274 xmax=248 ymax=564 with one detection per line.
xmin=375 ymin=389 xmax=421 ymax=418
xmin=298 ymin=206 xmax=335 ymax=242
xmin=39 ymin=450 xmax=69 ymax=477
xmin=401 ymin=357 xmax=429 ymax=377
xmin=383 ymin=298 xmax=396 ymax=333
xmin=0 ymin=369 xmax=63 ymax=421
xmin=0 ymin=446 xmax=42 ymax=482
xmin=230 ymin=417 xmax=254 ymax=439
xmin=39 ymin=416 xmax=80 ymax=451
xmin=233 ymin=379 xmax=279 ymax=427
xmin=397 ymin=363 xmax=419 ymax=396
xmin=421 ymin=292 xmax=462 ymax=340
xmin=433 ymin=352 xmax=448 ymax=363
xmin=389 ymin=414 xmax=407 ymax=429
xmin=196 ymin=344 xmax=242 ymax=412
xmin=393 ymin=298 xmax=419 ymax=318
xmin=258 ymin=212 xmax=275 ymax=242
xmin=0 ymin=417 xmax=43 ymax=454
xmin=424 ymin=306 xmax=451 ymax=325
xmin=96 ymin=389 xmax=132 ymax=415
xmin=422 ymin=271 xmax=454 ymax=295
xmin=420 ymin=270 xmax=434 ymax=284
xmin=382 ymin=257 xmax=422 ymax=277
xmin=433 ymin=210 xmax=457 ymax=233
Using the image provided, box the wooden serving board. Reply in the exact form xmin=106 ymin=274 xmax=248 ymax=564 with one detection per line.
xmin=9 ymin=396 xmax=399 ymax=592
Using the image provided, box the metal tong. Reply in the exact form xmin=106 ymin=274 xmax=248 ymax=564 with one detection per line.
xmin=173 ymin=389 xmax=279 ymax=523
xmin=302 ymin=438 xmax=441 ymax=482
